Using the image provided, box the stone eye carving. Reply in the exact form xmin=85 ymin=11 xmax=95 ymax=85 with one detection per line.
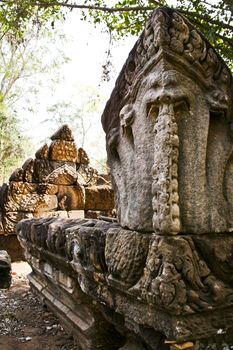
xmin=120 ymin=104 xmax=135 ymax=147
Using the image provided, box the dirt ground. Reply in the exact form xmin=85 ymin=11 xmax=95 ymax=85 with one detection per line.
xmin=0 ymin=262 xmax=79 ymax=350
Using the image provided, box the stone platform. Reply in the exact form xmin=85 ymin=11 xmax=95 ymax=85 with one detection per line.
xmin=17 ymin=218 xmax=233 ymax=349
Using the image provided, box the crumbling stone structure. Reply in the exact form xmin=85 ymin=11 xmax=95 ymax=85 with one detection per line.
xmin=18 ymin=8 xmax=233 ymax=350
xmin=0 ymin=125 xmax=114 ymax=260
xmin=0 ymin=250 xmax=11 ymax=289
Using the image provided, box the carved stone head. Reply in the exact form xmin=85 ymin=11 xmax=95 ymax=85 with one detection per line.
xmin=102 ymin=8 xmax=233 ymax=234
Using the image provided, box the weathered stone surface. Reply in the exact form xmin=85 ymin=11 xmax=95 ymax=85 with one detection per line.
xmin=85 ymin=210 xmax=113 ymax=219
xmin=17 ymin=218 xmax=233 ymax=347
xmin=33 ymin=159 xmax=53 ymax=183
xmin=9 ymin=168 xmax=24 ymax=182
xmin=4 ymin=212 xmax=33 ymax=234
xmin=57 ymin=185 xmax=85 ymax=210
xmin=46 ymin=164 xmax=77 ymax=185
xmin=85 ymin=185 xmax=114 ymax=211
xmin=22 ymin=158 xmax=34 ymax=183
xmin=101 ymin=8 xmax=233 ymax=234
xmin=33 ymin=159 xmax=76 ymax=183
xmin=49 ymin=140 xmax=78 ymax=162
xmin=35 ymin=143 xmax=49 ymax=159
xmin=50 ymin=124 xmax=74 ymax=142
xmin=78 ymin=147 xmax=90 ymax=164
xmin=0 ymin=250 xmax=11 ymax=289
xmin=4 ymin=193 xmax=57 ymax=213
xmin=33 ymin=210 xmax=69 ymax=219
xmin=77 ymin=164 xmax=97 ymax=186
xmin=9 ymin=181 xmax=38 ymax=195
xmin=0 ymin=235 xmax=24 ymax=260
xmin=67 ymin=210 xmax=85 ymax=219
xmin=8 ymin=181 xmax=58 ymax=196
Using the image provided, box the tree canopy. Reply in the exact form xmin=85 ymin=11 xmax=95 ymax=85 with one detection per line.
xmin=0 ymin=0 xmax=232 ymax=69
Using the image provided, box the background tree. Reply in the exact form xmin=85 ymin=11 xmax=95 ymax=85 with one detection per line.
xmin=0 ymin=104 xmax=33 ymax=182
xmin=0 ymin=13 xmax=68 ymax=182
xmin=45 ymin=86 xmax=107 ymax=172
xmin=0 ymin=0 xmax=232 ymax=69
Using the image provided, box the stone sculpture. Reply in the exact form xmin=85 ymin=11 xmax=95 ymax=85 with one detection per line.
xmin=17 ymin=7 xmax=233 ymax=350
xmin=102 ymin=8 xmax=232 ymax=235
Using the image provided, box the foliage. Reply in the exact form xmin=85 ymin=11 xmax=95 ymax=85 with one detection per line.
xmin=0 ymin=103 xmax=33 ymax=182
xmin=0 ymin=9 xmax=68 ymax=183
xmin=0 ymin=0 xmax=232 ymax=69
xmin=46 ymin=86 xmax=104 ymax=146
xmin=45 ymin=86 xmax=107 ymax=171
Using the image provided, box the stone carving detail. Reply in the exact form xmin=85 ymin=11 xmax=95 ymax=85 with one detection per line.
xmin=101 ymin=8 xmax=233 ymax=234
xmin=105 ymin=228 xmax=149 ymax=285
xmin=17 ymin=218 xmax=233 ymax=345
xmin=46 ymin=164 xmax=77 ymax=185
xmin=151 ymin=98 xmax=180 ymax=234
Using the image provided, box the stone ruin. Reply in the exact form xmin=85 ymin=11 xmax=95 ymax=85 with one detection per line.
xmin=0 ymin=125 xmax=114 ymax=260
xmin=16 ymin=7 xmax=233 ymax=350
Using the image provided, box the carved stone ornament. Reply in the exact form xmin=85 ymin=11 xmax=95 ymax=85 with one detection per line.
xmin=102 ymin=7 xmax=233 ymax=234
xmin=49 ymin=140 xmax=78 ymax=163
xmin=17 ymin=219 xmax=233 ymax=348
xmin=45 ymin=164 xmax=78 ymax=185
xmin=50 ymin=124 xmax=74 ymax=142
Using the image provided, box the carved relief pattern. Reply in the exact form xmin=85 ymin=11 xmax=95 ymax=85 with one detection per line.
xmin=130 ymin=235 xmax=233 ymax=314
xmin=151 ymin=103 xmax=180 ymax=234
xmin=17 ymin=218 xmax=233 ymax=318
xmin=133 ymin=10 xmax=230 ymax=89
xmin=105 ymin=228 xmax=149 ymax=285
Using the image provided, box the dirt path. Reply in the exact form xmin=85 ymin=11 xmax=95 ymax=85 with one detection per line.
xmin=0 ymin=262 xmax=79 ymax=350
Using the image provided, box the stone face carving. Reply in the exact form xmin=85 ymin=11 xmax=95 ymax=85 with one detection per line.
xmin=102 ymin=9 xmax=233 ymax=234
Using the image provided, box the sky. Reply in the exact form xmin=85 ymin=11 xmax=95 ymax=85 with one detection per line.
xmin=18 ymin=10 xmax=137 ymax=170
xmin=18 ymin=0 xmax=182 ymax=170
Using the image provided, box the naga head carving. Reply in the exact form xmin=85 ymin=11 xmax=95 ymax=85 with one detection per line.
xmin=102 ymin=8 xmax=233 ymax=235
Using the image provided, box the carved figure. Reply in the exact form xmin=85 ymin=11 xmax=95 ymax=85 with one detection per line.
xmin=102 ymin=8 xmax=233 ymax=235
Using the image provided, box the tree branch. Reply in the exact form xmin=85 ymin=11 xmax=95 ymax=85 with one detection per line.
xmin=0 ymin=0 xmax=156 ymax=12
xmin=179 ymin=9 xmax=233 ymax=31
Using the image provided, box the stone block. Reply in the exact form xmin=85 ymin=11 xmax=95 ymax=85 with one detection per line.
xmin=85 ymin=210 xmax=113 ymax=219
xmin=0 ymin=250 xmax=11 ymax=289
xmin=4 ymin=193 xmax=57 ymax=213
xmin=22 ymin=158 xmax=35 ymax=183
xmin=33 ymin=159 xmax=53 ymax=183
xmin=85 ymin=185 xmax=114 ymax=211
xmin=9 ymin=181 xmax=38 ymax=195
xmin=67 ymin=210 xmax=85 ymax=219
xmin=33 ymin=210 xmax=69 ymax=219
xmin=35 ymin=143 xmax=49 ymax=159
xmin=3 ymin=212 xmax=33 ymax=234
xmin=49 ymin=140 xmax=78 ymax=162
xmin=77 ymin=148 xmax=89 ymax=164
xmin=9 ymin=168 xmax=24 ymax=182
xmin=50 ymin=124 xmax=74 ymax=141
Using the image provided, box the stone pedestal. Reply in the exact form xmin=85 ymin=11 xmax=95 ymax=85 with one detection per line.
xmin=17 ymin=218 xmax=233 ymax=349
